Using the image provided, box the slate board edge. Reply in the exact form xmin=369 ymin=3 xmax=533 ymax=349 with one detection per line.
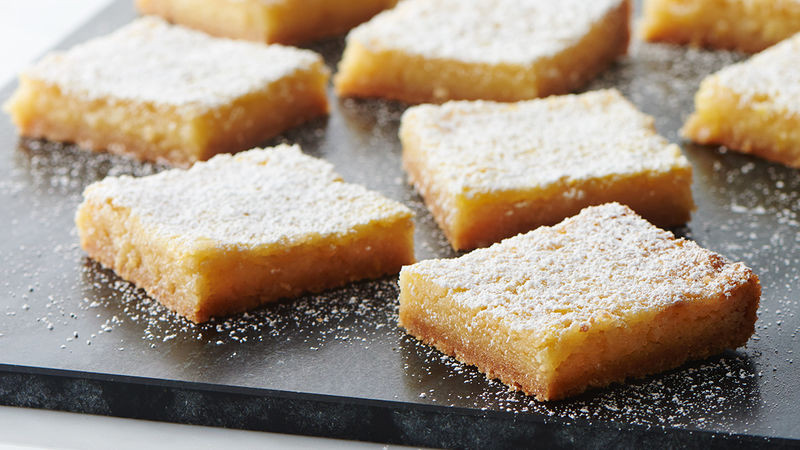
xmin=1 ymin=363 xmax=795 ymax=449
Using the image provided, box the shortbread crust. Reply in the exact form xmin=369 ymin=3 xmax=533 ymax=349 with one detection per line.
xmin=401 ymin=89 xmax=694 ymax=250
xmin=335 ymin=0 xmax=630 ymax=103
xmin=641 ymin=0 xmax=800 ymax=53
xmin=76 ymin=145 xmax=415 ymax=322
xmin=399 ymin=203 xmax=760 ymax=400
xmin=682 ymin=33 xmax=800 ymax=167
xmin=5 ymin=18 xmax=329 ymax=167
xmin=136 ymin=0 xmax=398 ymax=45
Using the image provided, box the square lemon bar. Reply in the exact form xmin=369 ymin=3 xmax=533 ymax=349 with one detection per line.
xmin=4 ymin=17 xmax=329 ymax=167
xmin=682 ymin=33 xmax=800 ymax=168
xmin=399 ymin=203 xmax=761 ymax=401
xmin=136 ymin=0 xmax=398 ymax=45
xmin=75 ymin=145 xmax=415 ymax=322
xmin=400 ymin=89 xmax=695 ymax=251
xmin=334 ymin=0 xmax=631 ymax=104
xmin=641 ymin=0 xmax=800 ymax=53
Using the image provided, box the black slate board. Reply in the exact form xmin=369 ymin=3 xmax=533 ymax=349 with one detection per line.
xmin=1 ymin=1 xmax=799 ymax=448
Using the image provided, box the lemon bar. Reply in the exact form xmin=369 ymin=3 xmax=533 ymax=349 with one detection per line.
xmin=75 ymin=145 xmax=415 ymax=322
xmin=641 ymin=0 xmax=800 ymax=53
xmin=682 ymin=34 xmax=800 ymax=168
xmin=4 ymin=17 xmax=329 ymax=167
xmin=399 ymin=203 xmax=761 ymax=401
xmin=400 ymin=89 xmax=694 ymax=251
xmin=334 ymin=0 xmax=630 ymax=104
xmin=136 ymin=0 xmax=398 ymax=45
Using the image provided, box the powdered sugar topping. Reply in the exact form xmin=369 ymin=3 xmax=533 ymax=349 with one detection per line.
xmin=24 ymin=17 xmax=325 ymax=108
xmin=348 ymin=0 xmax=625 ymax=65
xmin=404 ymin=203 xmax=756 ymax=339
xmin=401 ymin=89 xmax=690 ymax=196
xmin=80 ymin=145 xmax=413 ymax=249
xmin=712 ymin=32 xmax=800 ymax=114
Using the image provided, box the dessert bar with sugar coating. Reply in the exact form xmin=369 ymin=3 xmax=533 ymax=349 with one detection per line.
xmin=334 ymin=0 xmax=630 ymax=104
xmin=4 ymin=17 xmax=329 ymax=167
xmin=641 ymin=0 xmax=800 ymax=53
xmin=400 ymin=89 xmax=694 ymax=251
xmin=398 ymin=203 xmax=761 ymax=401
xmin=75 ymin=145 xmax=415 ymax=322
xmin=136 ymin=0 xmax=398 ymax=45
xmin=682 ymin=33 xmax=800 ymax=168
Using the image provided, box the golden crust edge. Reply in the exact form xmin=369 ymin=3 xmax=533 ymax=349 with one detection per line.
xmin=77 ymin=190 xmax=415 ymax=323
xmin=398 ymin=258 xmax=760 ymax=401
xmin=334 ymin=0 xmax=631 ymax=103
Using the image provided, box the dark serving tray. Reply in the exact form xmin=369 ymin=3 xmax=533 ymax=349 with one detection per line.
xmin=1 ymin=1 xmax=798 ymax=448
